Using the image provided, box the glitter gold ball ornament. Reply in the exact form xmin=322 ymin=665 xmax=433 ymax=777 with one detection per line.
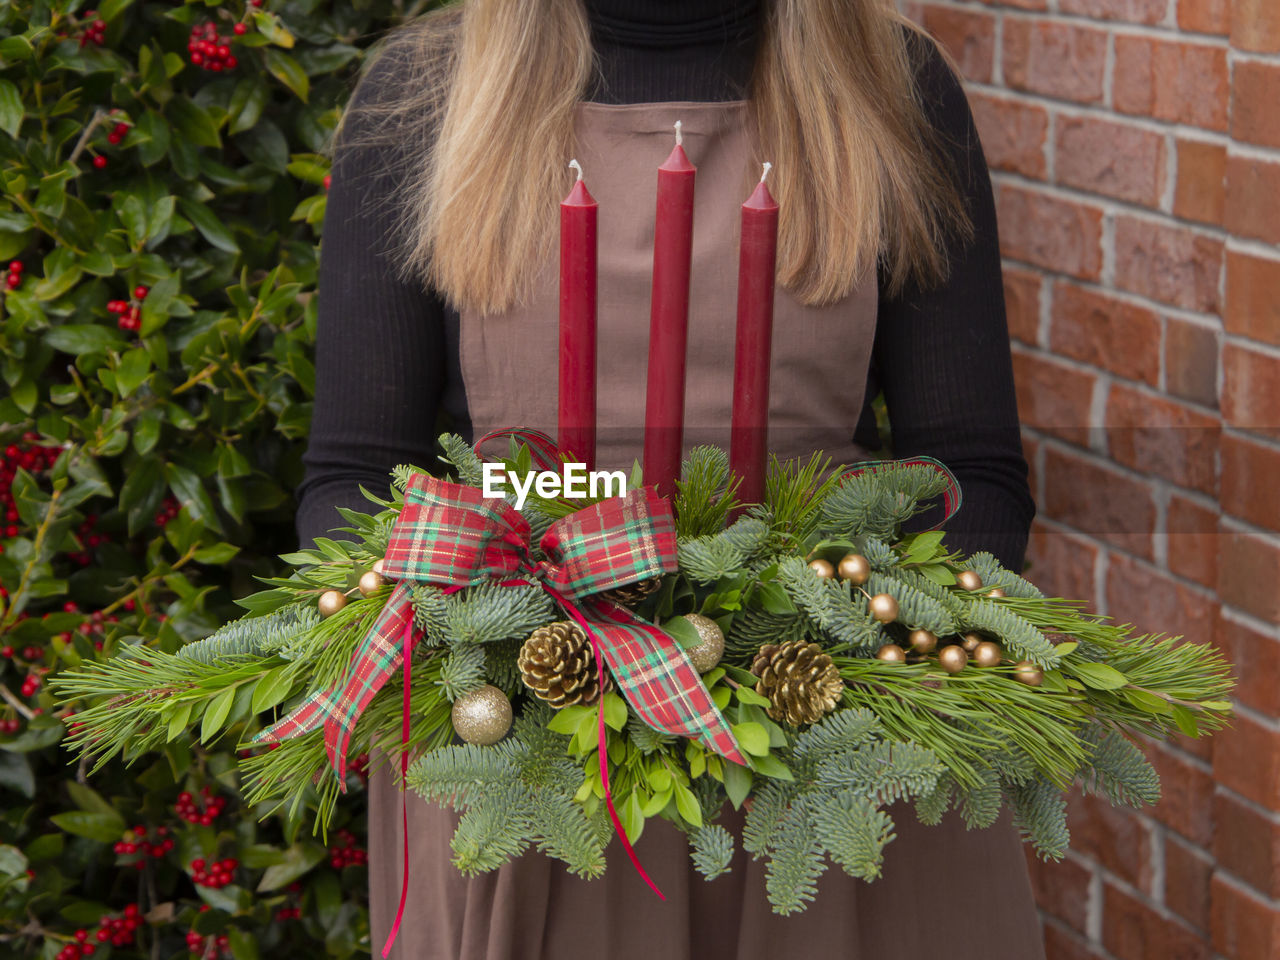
xmin=749 ymin=639 xmax=844 ymax=726
xmin=972 ymin=641 xmax=1003 ymax=668
xmin=372 ymin=559 xmax=385 ymax=576
xmin=450 ymin=684 xmax=512 ymax=745
xmin=875 ymin=643 xmax=907 ymax=663
xmin=908 ymin=629 xmax=938 ymax=654
xmin=518 ymin=621 xmax=613 ymax=708
xmin=837 ymin=553 xmax=871 ymax=585
xmin=1013 ymin=660 xmax=1044 ymax=686
xmin=681 ymin=613 xmax=725 ymax=673
xmin=358 ymin=569 xmax=386 ymax=597
xmin=988 ymin=587 xmax=1007 ymax=598
xmin=868 ymin=593 xmax=899 ymax=622
xmin=956 ymin=570 xmax=983 ymax=591
xmin=961 ymin=631 xmax=983 ymax=651
xmin=808 ymin=558 xmax=835 ymax=579
xmin=317 ymin=590 xmax=348 ymax=618
xmin=937 ymin=644 xmax=968 ymax=674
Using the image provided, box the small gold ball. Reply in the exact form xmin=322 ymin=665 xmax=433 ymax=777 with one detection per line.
xmin=875 ymin=643 xmax=907 ymax=663
xmin=908 ymin=629 xmax=938 ymax=654
xmin=358 ymin=570 xmax=386 ymax=597
xmin=1013 ymin=661 xmax=1044 ymax=686
xmin=868 ymin=593 xmax=899 ymax=623
xmin=451 ymin=684 xmax=513 ymax=745
xmin=972 ymin=641 xmax=1003 ymax=668
xmin=956 ymin=570 xmax=984 ymax=592
xmin=988 ymin=587 xmax=1006 ymax=598
xmin=961 ymin=631 xmax=983 ymax=651
xmin=937 ymin=644 xmax=968 ymax=674
xmin=837 ymin=553 xmax=871 ymax=585
xmin=682 ymin=613 xmax=725 ymax=673
xmin=317 ymin=590 xmax=348 ymax=618
xmin=372 ymin=559 xmax=385 ymax=576
xmin=808 ymin=558 xmax=835 ymax=579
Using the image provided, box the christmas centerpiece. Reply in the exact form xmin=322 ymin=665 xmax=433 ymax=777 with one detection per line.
xmin=54 ymin=126 xmax=1233 ymax=957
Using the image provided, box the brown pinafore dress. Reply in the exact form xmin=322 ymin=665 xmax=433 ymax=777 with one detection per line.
xmin=367 ymin=101 xmax=1047 ymax=960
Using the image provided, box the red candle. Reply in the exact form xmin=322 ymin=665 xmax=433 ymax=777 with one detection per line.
xmin=643 ymin=122 xmax=696 ymax=499
xmin=559 ymin=159 xmax=598 ymax=470
xmin=728 ymin=164 xmax=779 ymax=507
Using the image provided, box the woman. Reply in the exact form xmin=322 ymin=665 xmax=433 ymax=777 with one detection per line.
xmin=297 ymin=1 xmax=1044 ymax=957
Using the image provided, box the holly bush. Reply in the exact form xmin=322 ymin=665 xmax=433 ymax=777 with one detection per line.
xmin=0 ymin=1 xmax=411 ymax=955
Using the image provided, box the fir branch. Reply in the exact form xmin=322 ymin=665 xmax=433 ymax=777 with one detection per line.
xmin=957 ymin=767 xmax=1003 ymax=829
xmin=957 ymin=598 xmax=1059 ymax=668
xmin=674 ymin=445 xmax=739 ymax=538
xmin=725 ymin=607 xmax=814 ymax=662
xmin=679 ymin=537 xmax=747 ymax=584
xmin=867 ymin=570 xmax=955 ymax=636
xmin=1009 ymin=777 xmax=1070 ymax=860
xmin=1078 ymin=725 xmax=1160 ymax=807
xmin=437 ymin=642 xmax=486 ymax=701
xmin=914 ymin=772 xmax=954 ymax=825
xmin=437 ymin=433 xmax=485 ymax=486
xmin=776 ymin=557 xmax=883 ymax=652
xmin=689 ymin=824 xmax=735 ymax=880
xmin=814 ymin=740 xmax=944 ymax=805
xmin=176 ymin=604 xmax=319 ymax=664
xmin=443 ymin=582 xmax=554 ymax=646
xmin=763 ymin=796 xmax=827 ymax=915
xmin=963 ymin=551 xmax=1044 ymax=599
xmin=809 ymin=789 xmax=896 ymax=881
xmin=742 ymin=778 xmax=798 ymax=859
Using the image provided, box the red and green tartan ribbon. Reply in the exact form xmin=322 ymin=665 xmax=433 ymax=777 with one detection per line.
xmin=255 ymin=468 xmax=747 ymax=780
xmin=842 ymin=455 xmax=962 ymax=530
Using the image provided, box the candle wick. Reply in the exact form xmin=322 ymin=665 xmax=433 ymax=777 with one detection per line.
xmin=568 ymin=158 xmax=584 ymax=182
xmin=760 ymin=161 xmax=773 ymax=184
xmin=674 ymin=120 xmax=682 ymax=147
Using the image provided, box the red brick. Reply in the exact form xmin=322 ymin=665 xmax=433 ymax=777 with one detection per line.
xmin=1214 ymin=612 xmax=1280 ymax=717
xmin=1013 ymin=349 xmax=1096 ymax=447
xmin=1146 ymin=744 xmax=1215 ymax=845
xmin=1044 ymin=449 xmax=1156 ymax=558
xmin=1222 ymin=343 xmax=1280 ymax=439
xmin=1025 ymin=525 xmax=1100 ymax=603
xmin=1104 ymin=384 xmax=1219 ymax=496
xmin=1212 ymin=712 xmax=1280 ymax=809
xmin=1164 ymin=318 xmax=1219 ymax=409
xmin=1214 ymin=791 xmax=1280 ymax=900
xmin=1050 ymin=284 xmax=1160 ymax=385
xmin=1232 ymin=0 xmax=1280 ymax=53
xmin=1066 ymin=789 xmax=1155 ymax=892
xmin=1103 ymin=878 xmax=1212 ymax=960
xmin=1218 ymin=529 xmax=1280 ymax=623
xmin=1058 ymin=0 xmax=1168 ymax=23
xmin=1105 ymin=552 xmax=1219 ymax=642
xmin=1165 ymin=834 xmax=1213 ymax=933
xmin=1003 ymin=20 xmax=1107 ymax=105
xmin=1026 ymin=850 xmax=1093 ymax=932
xmin=970 ymin=93 xmax=1048 ymax=179
xmin=1003 ymin=265 xmax=1043 ymax=345
xmin=1231 ymin=61 xmax=1280 ymax=150
xmin=1225 ymin=250 xmax=1280 ymax=349
xmin=1043 ymin=922 xmax=1102 ymax=960
xmin=1174 ymin=139 xmax=1227 ymax=226
xmin=921 ymin=4 xmax=996 ymax=84
xmin=1113 ymin=216 xmax=1223 ymax=313
xmin=1222 ymin=433 xmax=1280 ymax=530
xmin=1113 ymin=36 xmax=1229 ymax=132
xmin=1167 ymin=494 xmax=1220 ymax=588
xmin=1179 ymin=0 xmax=1230 ymax=35
xmin=997 ymin=185 xmax=1104 ymax=280
xmin=1055 ymin=116 xmax=1166 ymax=206
xmin=1225 ymin=154 xmax=1280 ymax=246
xmin=1210 ymin=874 xmax=1280 ymax=960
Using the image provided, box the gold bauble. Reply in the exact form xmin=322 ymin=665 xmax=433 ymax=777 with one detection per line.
xmin=808 ymin=558 xmax=835 ymax=579
xmin=908 ymin=629 xmax=938 ymax=654
xmin=682 ymin=613 xmax=725 ymax=673
xmin=937 ymin=644 xmax=968 ymax=674
xmin=972 ymin=641 xmax=1003 ymax=668
xmin=961 ymin=631 xmax=983 ymax=651
xmin=372 ymin=559 xmax=385 ymax=576
xmin=358 ymin=570 xmax=387 ymax=597
xmin=868 ymin=593 xmax=899 ymax=623
xmin=988 ymin=587 xmax=1007 ymax=598
xmin=1013 ymin=661 xmax=1044 ymax=686
xmin=956 ymin=570 xmax=983 ymax=592
xmin=836 ymin=553 xmax=871 ymax=585
xmin=317 ymin=590 xmax=348 ymax=618
xmin=451 ymin=684 xmax=513 ymax=745
xmin=875 ymin=643 xmax=906 ymax=663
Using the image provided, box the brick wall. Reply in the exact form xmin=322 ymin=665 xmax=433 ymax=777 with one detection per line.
xmin=900 ymin=1 xmax=1280 ymax=958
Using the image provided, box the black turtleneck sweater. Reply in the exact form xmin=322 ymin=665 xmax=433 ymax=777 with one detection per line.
xmin=296 ymin=0 xmax=1037 ymax=571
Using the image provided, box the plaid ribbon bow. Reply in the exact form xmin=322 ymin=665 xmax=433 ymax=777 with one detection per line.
xmin=255 ymin=468 xmax=748 ymax=781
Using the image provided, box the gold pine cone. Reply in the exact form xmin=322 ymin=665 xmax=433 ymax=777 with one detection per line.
xmin=517 ymin=620 xmax=613 ymax=708
xmin=599 ymin=577 xmax=662 ymax=608
xmin=749 ymin=638 xmax=845 ymax=727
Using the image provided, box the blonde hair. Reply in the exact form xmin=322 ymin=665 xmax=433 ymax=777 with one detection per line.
xmin=334 ymin=0 xmax=972 ymax=315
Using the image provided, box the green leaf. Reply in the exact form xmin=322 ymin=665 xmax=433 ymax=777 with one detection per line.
xmin=1054 ymin=642 xmax=1079 ymax=657
xmin=661 ymin=615 xmax=703 ymax=650
xmin=0 ymin=78 xmax=22 ymax=138
xmin=201 ymin=687 xmax=236 ymax=742
xmin=178 ymin=197 xmax=239 ymax=254
xmin=251 ymin=666 xmax=293 ymax=713
xmin=747 ymin=752 xmax=795 ymax=780
xmin=1171 ymin=704 xmax=1199 ymax=738
xmin=547 ymin=705 xmax=589 ymax=735
xmin=50 ymin=811 xmax=126 ymax=843
xmin=730 ymin=722 xmax=769 ymax=757
xmin=165 ymin=461 xmax=223 ymax=534
xmin=601 ymin=691 xmax=627 ymax=732
xmin=723 ymin=759 xmax=753 ymax=808
xmin=257 ymin=842 xmax=327 ymax=891
xmin=1071 ymin=662 xmax=1129 ymax=690
xmin=193 ymin=542 xmax=240 ymax=564
xmin=115 ymin=348 xmax=151 ymax=398
xmin=45 ymin=324 xmax=124 ymax=356
xmin=673 ymin=781 xmax=702 ymax=828
xmin=734 ymin=686 xmax=772 ymax=708
xmin=264 ymin=49 xmax=309 ymax=102
xmin=252 ymin=9 xmax=295 ymax=48
xmin=166 ymin=701 xmax=194 ymax=741
xmin=167 ymin=98 xmax=222 ymax=148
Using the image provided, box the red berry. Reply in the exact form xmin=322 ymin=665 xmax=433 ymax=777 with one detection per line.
xmin=233 ymin=23 xmax=247 ymax=35
xmin=133 ymin=285 xmax=148 ymax=300
xmin=92 ymin=155 xmax=107 ymax=169
xmin=8 ymin=261 xmax=21 ymax=272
